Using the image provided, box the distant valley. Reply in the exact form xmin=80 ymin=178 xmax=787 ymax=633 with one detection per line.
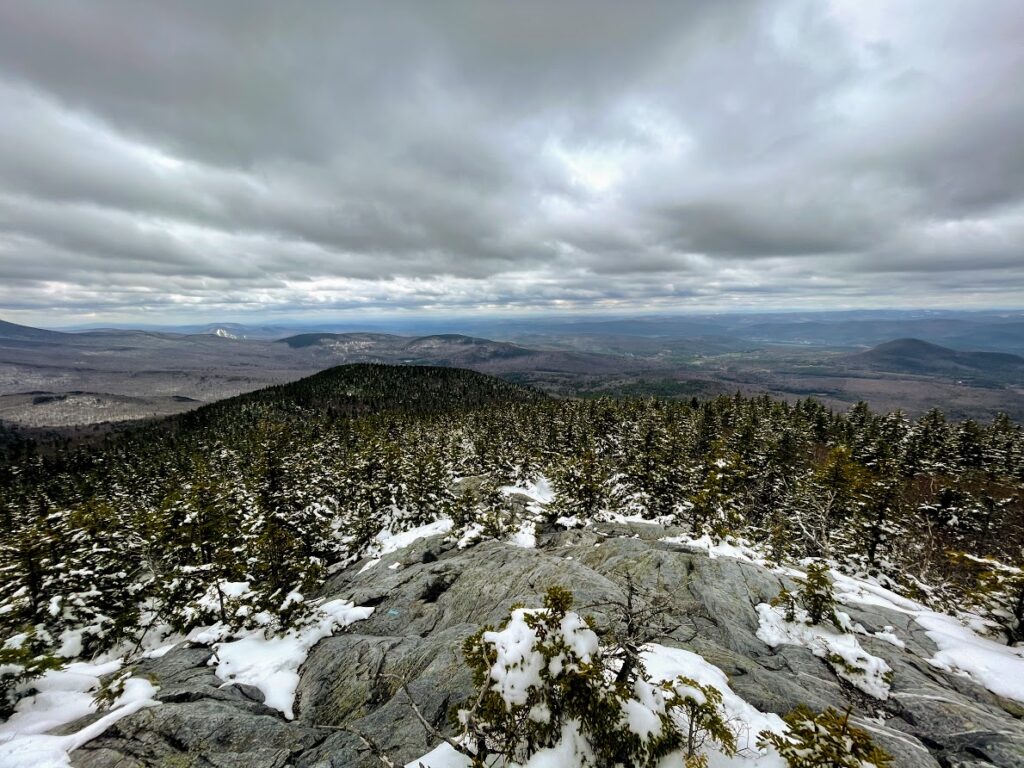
xmin=2 ymin=309 xmax=1023 ymax=432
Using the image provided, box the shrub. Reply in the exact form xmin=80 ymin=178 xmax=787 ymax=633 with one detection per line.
xmin=771 ymin=585 xmax=799 ymax=623
xmin=456 ymin=586 xmax=736 ymax=767
xmin=769 ymin=562 xmax=841 ymax=628
xmin=758 ymin=706 xmax=892 ymax=768
xmin=801 ymin=562 xmax=840 ymax=626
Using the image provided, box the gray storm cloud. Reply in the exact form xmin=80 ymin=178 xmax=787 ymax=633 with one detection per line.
xmin=0 ymin=0 xmax=1021 ymax=323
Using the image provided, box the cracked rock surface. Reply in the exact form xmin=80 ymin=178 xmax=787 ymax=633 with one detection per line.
xmin=71 ymin=523 xmax=1024 ymax=768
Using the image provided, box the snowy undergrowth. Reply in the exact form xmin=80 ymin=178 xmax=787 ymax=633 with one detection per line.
xmin=405 ymin=635 xmax=787 ymax=768
xmin=0 ymin=661 xmax=159 ymax=768
xmin=195 ymin=598 xmax=374 ymax=719
xmin=0 ymin=593 xmax=374 ymax=764
xmin=641 ymin=643 xmax=787 ymax=760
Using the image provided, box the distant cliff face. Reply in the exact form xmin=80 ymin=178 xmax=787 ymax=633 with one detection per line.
xmin=71 ymin=523 xmax=1024 ymax=768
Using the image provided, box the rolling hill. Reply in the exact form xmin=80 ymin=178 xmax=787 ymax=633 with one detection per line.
xmin=0 ymin=320 xmax=648 ymax=427
xmin=843 ymin=338 xmax=1024 ymax=381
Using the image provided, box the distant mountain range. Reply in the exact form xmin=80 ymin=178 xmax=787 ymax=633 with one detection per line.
xmin=273 ymin=332 xmax=634 ymax=374
xmin=53 ymin=309 xmax=1024 ymax=354
xmin=0 ymin=319 xmax=651 ymax=427
xmin=3 ymin=313 xmax=1023 ymax=427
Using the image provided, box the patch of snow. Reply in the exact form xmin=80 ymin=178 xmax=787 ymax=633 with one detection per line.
xmin=510 ymin=520 xmax=537 ymax=549
xmin=457 ymin=518 xmax=538 ymax=550
xmin=829 ymin=572 xmax=925 ymax=615
xmin=622 ymin=696 xmax=663 ymax=739
xmin=871 ymin=628 xmax=905 ymax=649
xmin=599 ymin=510 xmax=677 ymax=526
xmin=209 ymin=599 xmax=373 ymax=719
xmin=756 ymin=605 xmax=892 ymax=700
xmin=360 ymin=519 xmax=455 ymax=571
xmin=831 ymin=569 xmax=1024 ymax=703
xmin=142 ymin=641 xmax=180 ymax=659
xmin=520 ymin=720 xmax=596 ymax=767
xmin=642 ymin=643 xmax=787 ymax=751
xmin=0 ymin=662 xmax=158 ymax=768
xmin=55 ymin=629 xmax=85 ymax=659
xmin=406 ymin=742 xmax=471 ymax=767
xmin=914 ymin=612 xmax=1024 ymax=703
xmin=457 ymin=523 xmax=485 ymax=549
xmin=661 ymin=533 xmax=771 ymax=567
xmin=671 ymin=542 xmax=1024 ymax=705
xmin=188 ymin=623 xmax=228 ymax=645
xmin=500 ymin=476 xmax=554 ymax=504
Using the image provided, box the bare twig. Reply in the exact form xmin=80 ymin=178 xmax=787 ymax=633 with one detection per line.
xmin=317 ymin=725 xmax=396 ymax=767
xmin=382 ymin=674 xmax=477 ymax=759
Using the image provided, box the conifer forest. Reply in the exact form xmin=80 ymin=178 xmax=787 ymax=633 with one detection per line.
xmin=2 ymin=364 xmax=1022 ymax=699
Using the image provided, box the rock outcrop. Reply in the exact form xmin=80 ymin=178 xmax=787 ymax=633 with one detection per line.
xmin=71 ymin=522 xmax=1024 ymax=768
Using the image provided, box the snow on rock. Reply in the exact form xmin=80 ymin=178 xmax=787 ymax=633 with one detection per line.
xmin=871 ymin=628 xmax=906 ymax=649
xmin=642 ymin=643 xmax=787 ymax=751
xmin=457 ymin=518 xmax=536 ymax=550
xmin=357 ymin=558 xmax=382 ymax=573
xmin=598 ymin=510 xmax=677 ymax=526
xmin=830 ymin=569 xmax=1024 ymax=704
xmin=142 ymin=641 xmax=180 ymax=659
xmin=500 ymin=476 xmax=554 ymax=504
xmin=510 ymin=520 xmax=537 ymax=549
xmin=829 ymin=571 xmax=925 ymax=615
xmin=663 ymin=538 xmax=1024 ymax=707
xmin=360 ymin=518 xmax=455 ymax=571
xmin=661 ymin=533 xmax=771 ymax=567
xmin=1 ymin=660 xmax=120 ymax=738
xmin=405 ymin=742 xmax=472 ymax=768
xmin=209 ymin=598 xmax=373 ymax=719
xmin=0 ymin=662 xmax=159 ymax=768
xmin=456 ymin=522 xmax=485 ymax=549
xmin=914 ymin=611 xmax=1024 ymax=703
xmin=756 ymin=605 xmax=892 ymax=700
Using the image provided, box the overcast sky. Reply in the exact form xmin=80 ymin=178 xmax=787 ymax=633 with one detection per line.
xmin=1 ymin=1 xmax=1022 ymax=325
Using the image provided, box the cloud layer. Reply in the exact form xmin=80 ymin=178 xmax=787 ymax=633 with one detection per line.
xmin=1 ymin=1 xmax=1022 ymax=323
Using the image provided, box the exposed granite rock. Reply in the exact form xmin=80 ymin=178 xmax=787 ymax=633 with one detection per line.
xmin=71 ymin=523 xmax=1024 ymax=768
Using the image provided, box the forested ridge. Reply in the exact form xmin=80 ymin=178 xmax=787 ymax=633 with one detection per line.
xmin=1 ymin=363 xmax=1022 ymax=712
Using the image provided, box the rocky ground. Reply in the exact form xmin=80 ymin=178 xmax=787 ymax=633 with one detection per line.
xmin=69 ymin=522 xmax=1024 ymax=768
